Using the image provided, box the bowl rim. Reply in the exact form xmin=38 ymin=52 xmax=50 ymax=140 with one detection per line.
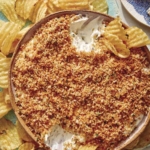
xmin=9 ymin=10 xmax=150 ymax=150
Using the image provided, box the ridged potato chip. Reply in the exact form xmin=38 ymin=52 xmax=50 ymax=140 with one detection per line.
xmin=10 ymin=25 xmax=33 ymax=53
xmin=10 ymin=39 xmax=20 ymax=54
xmin=0 ymin=89 xmax=12 ymax=118
xmin=0 ymin=20 xmax=5 ymax=26
xmin=126 ymin=27 xmax=150 ymax=48
xmin=53 ymin=0 xmax=89 ymax=10
xmin=0 ymin=0 xmax=25 ymax=26
xmin=16 ymin=121 xmax=34 ymax=142
xmin=0 ymin=52 xmax=11 ymax=88
xmin=102 ymin=38 xmax=118 ymax=56
xmin=105 ymin=17 xmax=127 ymax=41
xmin=47 ymin=0 xmax=108 ymax=14
xmin=78 ymin=145 xmax=98 ymax=150
xmin=15 ymin=0 xmax=38 ymax=20
xmin=0 ymin=21 xmax=21 ymax=55
xmin=29 ymin=0 xmax=48 ymax=23
xmin=18 ymin=142 xmax=35 ymax=150
xmin=104 ymin=33 xmax=130 ymax=58
xmin=89 ymin=0 xmax=108 ymax=14
xmin=47 ymin=0 xmax=58 ymax=14
xmin=0 ymin=22 xmax=21 ymax=55
xmin=0 ymin=22 xmax=13 ymax=45
xmin=3 ymin=89 xmax=11 ymax=104
xmin=0 ymin=118 xmax=22 ymax=150
xmin=16 ymin=25 xmax=33 ymax=40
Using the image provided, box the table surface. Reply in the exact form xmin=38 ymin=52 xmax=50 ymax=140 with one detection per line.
xmin=115 ymin=0 xmax=150 ymax=50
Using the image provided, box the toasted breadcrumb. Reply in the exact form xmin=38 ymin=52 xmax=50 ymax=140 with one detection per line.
xmin=12 ymin=15 xmax=150 ymax=149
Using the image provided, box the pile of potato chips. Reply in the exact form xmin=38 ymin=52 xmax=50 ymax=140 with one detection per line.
xmin=103 ymin=17 xmax=150 ymax=58
xmin=0 ymin=0 xmax=150 ymax=150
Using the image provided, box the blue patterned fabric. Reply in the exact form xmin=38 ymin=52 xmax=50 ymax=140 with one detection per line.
xmin=127 ymin=0 xmax=150 ymax=25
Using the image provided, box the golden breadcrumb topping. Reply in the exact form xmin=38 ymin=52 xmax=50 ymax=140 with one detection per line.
xmin=12 ymin=15 xmax=150 ymax=149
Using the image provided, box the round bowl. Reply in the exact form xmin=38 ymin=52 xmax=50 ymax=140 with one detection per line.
xmin=9 ymin=10 xmax=150 ymax=150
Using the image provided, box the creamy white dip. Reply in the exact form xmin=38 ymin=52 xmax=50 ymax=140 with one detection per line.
xmin=45 ymin=115 xmax=144 ymax=150
xmin=70 ymin=15 xmax=105 ymax=52
xmin=45 ymin=125 xmax=85 ymax=150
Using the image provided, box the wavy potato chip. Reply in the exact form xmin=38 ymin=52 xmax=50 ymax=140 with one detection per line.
xmin=15 ymin=0 xmax=38 ymax=20
xmin=0 ymin=89 xmax=12 ymax=118
xmin=15 ymin=25 xmax=32 ymax=40
xmin=16 ymin=121 xmax=34 ymax=142
xmin=104 ymin=33 xmax=130 ymax=58
xmin=0 ymin=21 xmax=21 ymax=55
xmin=0 ymin=20 xmax=5 ymax=26
xmin=3 ymin=89 xmax=11 ymax=104
xmin=0 ymin=22 xmax=13 ymax=46
xmin=89 ymin=0 xmax=108 ymax=14
xmin=10 ymin=25 xmax=33 ymax=53
xmin=0 ymin=0 xmax=25 ymax=26
xmin=53 ymin=0 xmax=89 ymax=10
xmin=18 ymin=142 xmax=35 ymax=150
xmin=105 ymin=17 xmax=127 ymax=41
xmin=29 ymin=0 xmax=48 ymax=23
xmin=47 ymin=0 xmax=108 ymax=14
xmin=0 ymin=53 xmax=11 ymax=88
xmin=126 ymin=27 xmax=150 ymax=48
xmin=102 ymin=38 xmax=119 ymax=55
xmin=1 ymin=23 xmax=21 ymax=55
xmin=0 ymin=118 xmax=22 ymax=150
xmin=47 ymin=0 xmax=58 ymax=14
xmin=10 ymin=39 xmax=20 ymax=54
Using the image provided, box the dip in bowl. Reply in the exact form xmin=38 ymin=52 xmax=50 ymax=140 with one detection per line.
xmin=9 ymin=10 xmax=150 ymax=150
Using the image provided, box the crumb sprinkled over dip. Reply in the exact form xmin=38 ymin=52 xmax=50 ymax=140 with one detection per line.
xmin=12 ymin=14 xmax=150 ymax=150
